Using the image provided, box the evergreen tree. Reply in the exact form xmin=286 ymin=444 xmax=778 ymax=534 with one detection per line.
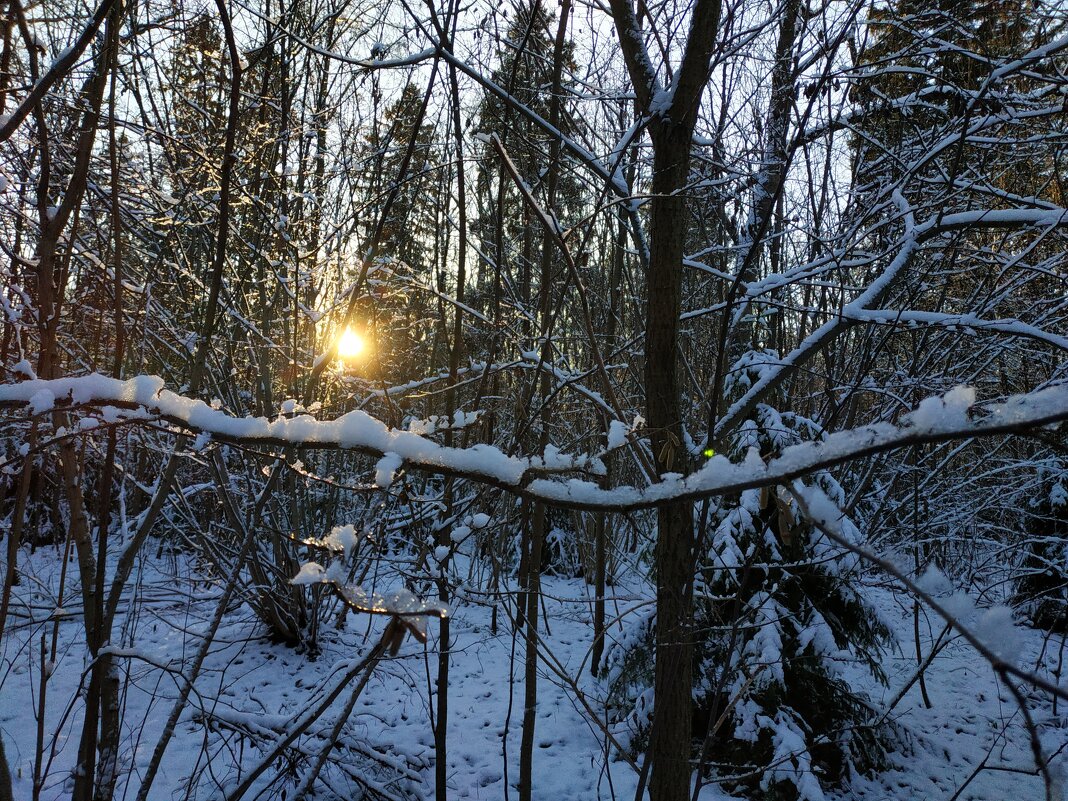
xmin=1013 ymin=463 xmax=1068 ymax=631
xmin=852 ymin=0 xmax=1040 ymax=194
xmin=353 ymin=82 xmax=441 ymax=392
xmin=164 ymin=13 xmax=227 ymax=254
xmin=155 ymin=14 xmax=228 ymax=380
xmin=472 ymin=3 xmax=584 ymax=319
xmin=846 ymin=0 xmax=1066 ymax=561
xmin=362 ymin=83 xmax=438 ymax=272
xmin=606 ymin=354 xmax=897 ymax=801
xmin=696 ymin=414 xmax=895 ymax=797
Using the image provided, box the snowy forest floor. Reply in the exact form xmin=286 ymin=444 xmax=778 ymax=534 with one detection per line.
xmin=2 ymin=546 xmax=1067 ymax=801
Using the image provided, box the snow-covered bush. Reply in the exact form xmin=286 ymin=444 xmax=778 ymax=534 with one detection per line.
xmin=602 ymin=606 xmax=657 ymax=754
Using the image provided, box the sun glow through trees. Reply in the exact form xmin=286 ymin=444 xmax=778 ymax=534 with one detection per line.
xmin=337 ymin=327 xmax=366 ymax=360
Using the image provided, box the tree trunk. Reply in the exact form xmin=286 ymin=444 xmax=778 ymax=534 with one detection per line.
xmin=606 ymin=3 xmax=721 ymax=797
xmin=644 ymin=124 xmax=698 ymax=801
xmin=519 ymin=499 xmax=546 ymax=801
xmin=0 ymin=735 xmax=12 ymax=801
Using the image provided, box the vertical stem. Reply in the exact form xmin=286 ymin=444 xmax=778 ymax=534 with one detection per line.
xmin=1054 ymin=630 xmax=1066 ymax=717
xmin=0 ymin=733 xmax=11 ymax=801
xmin=33 ymin=633 xmax=46 ymax=801
xmin=519 ymin=498 xmax=545 ymax=801
xmin=93 ymin=28 xmax=126 ymax=798
xmin=437 ymin=25 xmax=469 ymax=795
xmin=519 ymin=4 xmax=571 ymax=795
xmin=0 ymin=446 xmax=32 ymax=638
xmin=592 ymin=509 xmax=607 ymax=676
xmin=605 ymin=0 xmax=723 ymax=796
xmin=913 ymin=462 xmax=933 ymax=709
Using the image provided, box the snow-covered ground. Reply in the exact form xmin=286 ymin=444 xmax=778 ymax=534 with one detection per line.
xmin=2 ymin=547 xmax=1066 ymax=800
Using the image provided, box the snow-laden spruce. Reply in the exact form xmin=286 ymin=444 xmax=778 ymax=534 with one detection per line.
xmin=604 ymin=357 xmax=901 ymax=801
xmin=1012 ymin=462 xmax=1068 ymax=631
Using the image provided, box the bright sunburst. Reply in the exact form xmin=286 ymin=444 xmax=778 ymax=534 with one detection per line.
xmin=337 ymin=327 xmax=366 ymax=360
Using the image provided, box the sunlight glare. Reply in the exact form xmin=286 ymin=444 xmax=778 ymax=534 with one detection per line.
xmin=337 ymin=327 xmax=366 ymax=360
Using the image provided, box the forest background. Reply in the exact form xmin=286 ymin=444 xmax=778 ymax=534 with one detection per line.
xmin=1 ymin=0 xmax=1068 ymax=799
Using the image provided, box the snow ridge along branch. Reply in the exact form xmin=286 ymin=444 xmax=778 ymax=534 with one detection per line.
xmin=2 ymin=375 xmax=1066 ymax=511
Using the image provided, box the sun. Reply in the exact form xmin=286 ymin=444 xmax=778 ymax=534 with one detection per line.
xmin=337 ymin=327 xmax=366 ymax=360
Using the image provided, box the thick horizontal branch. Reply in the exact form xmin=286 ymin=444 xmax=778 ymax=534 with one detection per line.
xmin=1 ymin=376 xmax=1066 ymax=511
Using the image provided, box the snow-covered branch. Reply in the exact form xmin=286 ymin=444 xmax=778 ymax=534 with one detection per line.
xmin=712 ymin=195 xmax=1068 ymax=437
xmin=2 ymin=375 xmax=1065 ymax=511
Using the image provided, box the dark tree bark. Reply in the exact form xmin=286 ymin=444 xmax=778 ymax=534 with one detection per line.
xmin=0 ymin=736 xmax=12 ymax=801
xmin=605 ymin=1 xmax=722 ymax=798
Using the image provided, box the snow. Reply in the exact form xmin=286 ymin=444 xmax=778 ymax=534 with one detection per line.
xmin=1052 ymin=483 xmax=1068 ymax=509
xmin=744 ymin=592 xmax=786 ymax=687
xmin=1 ymin=376 xmax=1067 ymax=511
xmin=607 ymin=415 xmax=644 ymax=451
xmin=916 ymin=566 xmax=955 ymax=596
xmin=607 ymin=419 xmax=629 ymax=450
xmin=327 ymin=525 xmax=360 ymax=560
xmin=973 ymin=606 xmax=1022 ymax=664
xmin=10 ymin=359 xmax=36 ymax=379
xmin=291 ymin=560 xmax=449 ymax=619
xmin=0 ymin=374 xmax=552 ymax=486
xmin=5 ymin=549 xmax=1063 ymax=801
xmin=301 ymin=525 xmax=364 ymax=560
xmin=907 ymin=385 xmax=977 ymax=430
xmin=375 ymin=452 xmax=404 ymax=488
xmin=2 ymin=8 xmax=1065 ymax=800
xmin=28 ymin=388 xmax=55 ymax=414
xmin=291 ymin=561 xmax=326 ymax=584
xmin=846 ymin=308 xmax=1068 ymax=352
xmin=762 ymin=711 xmax=825 ymax=801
